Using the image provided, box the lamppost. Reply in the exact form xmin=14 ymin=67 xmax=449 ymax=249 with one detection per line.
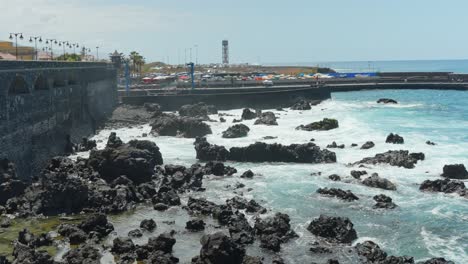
xmin=70 ymin=43 xmax=79 ymax=55
xmin=45 ymin=39 xmax=58 ymax=60
xmin=96 ymin=46 xmax=99 ymax=61
xmin=9 ymin=33 xmax=24 ymax=60
xmin=42 ymin=47 xmax=52 ymax=60
xmin=194 ymin=44 xmax=198 ymax=65
xmin=59 ymin=41 xmax=69 ymax=60
xmin=82 ymin=46 xmax=91 ymax=61
xmin=29 ymin=36 xmax=42 ymax=60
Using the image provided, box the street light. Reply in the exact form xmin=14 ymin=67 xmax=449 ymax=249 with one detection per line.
xmin=9 ymin=33 xmax=23 ymax=60
xmin=58 ymin=41 xmax=69 ymax=61
xmin=70 ymin=43 xmax=79 ymax=55
xmin=45 ymin=39 xmax=58 ymax=60
xmin=194 ymin=44 xmax=198 ymax=65
xmin=96 ymin=46 xmax=99 ymax=61
xmin=29 ymin=36 xmax=42 ymax=60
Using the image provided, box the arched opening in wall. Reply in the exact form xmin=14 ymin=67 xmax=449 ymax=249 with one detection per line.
xmin=34 ymin=74 xmax=49 ymax=90
xmin=53 ymin=74 xmax=67 ymax=88
xmin=8 ymin=75 xmax=30 ymax=95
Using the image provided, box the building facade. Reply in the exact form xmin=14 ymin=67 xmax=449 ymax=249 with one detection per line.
xmin=0 ymin=41 xmax=35 ymax=60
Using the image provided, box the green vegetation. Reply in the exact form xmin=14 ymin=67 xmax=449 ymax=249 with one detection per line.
xmin=54 ymin=53 xmax=82 ymax=62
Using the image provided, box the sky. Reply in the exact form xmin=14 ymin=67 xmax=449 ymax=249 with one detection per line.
xmin=2 ymin=0 xmax=468 ymax=64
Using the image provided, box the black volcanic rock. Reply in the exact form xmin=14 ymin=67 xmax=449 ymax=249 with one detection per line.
xmin=140 ymin=219 xmax=157 ymax=231
xmin=78 ymin=213 xmax=114 ymax=238
xmin=88 ymin=134 xmax=163 ymax=184
xmin=0 ymin=159 xmax=26 ymax=205
xmin=63 ymin=244 xmax=102 ymax=264
xmin=354 ymin=150 xmax=424 ymax=169
xmin=317 ymin=188 xmax=359 ymax=202
xmin=179 ymin=102 xmax=217 ymax=119
xmin=386 ymin=133 xmax=404 ymax=144
xmin=377 ymin=98 xmax=398 ymax=104
xmin=151 ymin=113 xmax=212 ymax=138
xmin=328 ymin=174 xmax=341 ymax=181
xmin=361 ymin=141 xmax=375 ymax=149
xmin=419 ymin=178 xmax=466 ymax=196
xmin=441 ymin=164 xmax=468 ymax=179
xmin=229 ymin=142 xmax=336 ymax=163
xmin=241 ymin=108 xmax=257 ymax=120
xmin=307 ymin=215 xmax=357 ymax=243
xmin=355 ymin=241 xmax=388 ymax=262
xmin=186 ymin=219 xmax=206 ymax=231
xmin=327 ymin=141 xmax=345 ymax=149
xmin=240 ymin=170 xmax=254 ymax=178
xmin=417 ymin=258 xmax=455 ymax=264
xmin=192 ymin=232 xmax=245 ymax=264
xmin=222 ymin=124 xmax=250 ymax=138
xmin=296 ymin=118 xmax=338 ymax=131
xmin=373 ymin=194 xmax=397 ymax=209
xmin=254 ymin=112 xmax=278 ymax=126
xmin=362 ymin=174 xmax=397 ymax=191
xmin=290 ymin=99 xmax=311 ymax=110
xmin=351 ymin=170 xmax=367 ymax=179
xmin=194 ymin=137 xmax=229 ymax=161
xmin=254 ymin=212 xmax=298 ymax=252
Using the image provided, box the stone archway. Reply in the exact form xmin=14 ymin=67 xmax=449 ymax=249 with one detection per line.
xmin=8 ymin=75 xmax=30 ymax=95
xmin=34 ymin=74 xmax=49 ymax=90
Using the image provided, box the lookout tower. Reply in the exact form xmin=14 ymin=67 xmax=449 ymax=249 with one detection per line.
xmin=222 ymin=40 xmax=229 ymax=65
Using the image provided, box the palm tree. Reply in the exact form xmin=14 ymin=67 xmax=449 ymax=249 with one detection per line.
xmin=129 ymin=51 xmax=140 ymax=75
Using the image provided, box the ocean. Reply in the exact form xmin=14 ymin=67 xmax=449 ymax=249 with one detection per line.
xmin=72 ymin=89 xmax=467 ymax=263
xmin=267 ymin=59 xmax=468 ymax=73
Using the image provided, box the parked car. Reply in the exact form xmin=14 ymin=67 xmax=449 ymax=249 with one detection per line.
xmin=262 ymin=80 xmax=274 ymax=86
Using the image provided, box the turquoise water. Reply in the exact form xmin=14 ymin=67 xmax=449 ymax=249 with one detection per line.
xmin=268 ymin=59 xmax=468 ymax=73
xmin=79 ymin=89 xmax=467 ymax=263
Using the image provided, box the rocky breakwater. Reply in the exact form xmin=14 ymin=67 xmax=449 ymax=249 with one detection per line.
xmin=194 ymin=137 xmax=337 ymax=163
xmin=354 ymin=150 xmax=425 ymax=169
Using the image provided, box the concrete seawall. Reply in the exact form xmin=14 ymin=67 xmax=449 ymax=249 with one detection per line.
xmin=0 ymin=61 xmax=117 ymax=179
xmin=122 ymin=85 xmax=331 ymax=111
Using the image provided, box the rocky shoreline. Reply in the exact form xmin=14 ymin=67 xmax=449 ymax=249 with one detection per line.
xmin=0 ymin=100 xmax=463 ymax=263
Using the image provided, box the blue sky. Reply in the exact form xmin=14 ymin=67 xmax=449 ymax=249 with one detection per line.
xmin=2 ymin=0 xmax=468 ymax=64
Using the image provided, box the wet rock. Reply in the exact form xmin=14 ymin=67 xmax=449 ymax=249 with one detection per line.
xmin=192 ymin=232 xmax=245 ymax=264
xmin=383 ymin=256 xmax=415 ymax=263
xmin=12 ymin=242 xmax=55 ymax=264
xmin=151 ymin=113 xmax=212 ymax=138
xmin=354 ymin=150 xmax=424 ymax=169
xmin=89 ymin=135 xmax=163 ymax=184
xmin=128 ymin=229 xmax=143 ymax=238
xmin=154 ymin=203 xmax=170 ymax=211
xmin=254 ymin=212 xmax=298 ymax=252
xmin=426 ymin=141 xmax=436 ymax=146
xmin=63 ymin=244 xmax=101 ymax=264
xmin=152 ymin=187 xmax=181 ymax=207
xmin=254 ymin=112 xmax=278 ymax=126
xmin=351 ymin=170 xmax=367 ymax=179
xmin=351 ymin=143 xmax=358 ymax=147
xmin=185 ymin=197 xmax=218 ymax=216
xmin=220 ymin=117 xmax=226 ymax=123
xmin=417 ymin=258 xmax=455 ymax=264
xmin=228 ymin=212 xmax=255 ymax=245
xmin=262 ymin=136 xmax=277 ymax=140
xmin=147 ymin=231 xmax=177 ymax=254
xmin=57 ymin=223 xmax=87 ymax=244
xmin=327 ymin=142 xmax=345 ymax=149
xmin=309 ymin=243 xmax=332 ymax=254
xmin=186 ymin=219 xmax=206 ymax=231
xmin=245 ymin=200 xmax=267 ymax=214
xmin=226 ymin=196 xmax=249 ymax=210
xmin=107 ymin=132 xmax=123 ymax=148
xmin=290 ymin=99 xmax=311 ymax=110
xmin=0 ymin=159 xmax=26 ymax=206
xmin=179 ymin=102 xmax=217 ymax=120
xmin=112 ymin=237 xmax=135 ymax=255
xmin=441 ymin=164 xmax=468 ymax=179
xmin=419 ymin=178 xmax=466 ymax=196
xmin=78 ymin=213 xmax=114 ymax=238
xmin=328 ymin=174 xmax=341 ymax=181
xmin=203 ymin=161 xmax=237 ymax=176
xmin=144 ymin=103 xmax=162 ymax=114
xmin=386 ymin=133 xmax=404 ymax=144
xmin=272 ymin=256 xmax=285 ymax=264
xmin=373 ymin=194 xmax=397 ymax=209
xmin=355 ymin=241 xmax=387 ymax=263
xmin=77 ymin=137 xmax=97 ymax=152
xmin=140 ymin=219 xmax=157 ymax=231
xmin=296 ymin=118 xmax=339 ymax=131
xmin=307 ymin=215 xmax=357 ymax=243
xmin=361 ymin=141 xmax=375 ymax=149
xmin=0 ymin=218 xmax=11 ymax=228
xmin=222 ymin=124 xmax=250 ymax=138
xmin=317 ymin=188 xmax=359 ymax=202
xmin=229 ymin=142 xmax=336 ymax=163
xmin=194 ymin=137 xmax=229 ymax=161
xmin=233 ymin=119 xmax=242 ymax=123
xmin=241 ymin=108 xmax=257 ymax=120
xmin=377 ymin=98 xmax=398 ymax=104
xmin=362 ymin=174 xmax=397 ymax=191
xmin=240 ymin=170 xmax=254 ymax=178
xmin=242 ymin=256 xmax=264 ymax=264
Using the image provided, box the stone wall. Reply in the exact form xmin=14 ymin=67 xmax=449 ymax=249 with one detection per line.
xmin=0 ymin=61 xmax=117 ymax=179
